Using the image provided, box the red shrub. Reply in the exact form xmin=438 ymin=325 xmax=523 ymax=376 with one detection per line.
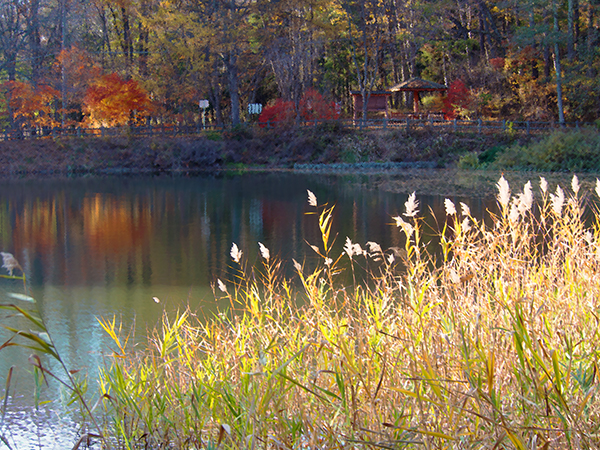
xmin=259 ymin=89 xmax=339 ymax=127
xmin=489 ymin=57 xmax=505 ymax=70
xmin=299 ymin=88 xmax=340 ymax=121
xmin=258 ymin=99 xmax=295 ymax=127
xmin=443 ymin=80 xmax=472 ymax=119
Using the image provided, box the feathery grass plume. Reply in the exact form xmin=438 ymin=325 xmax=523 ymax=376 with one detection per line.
xmin=258 ymin=242 xmax=270 ymax=261
xmin=230 ymin=242 xmax=242 ymax=263
xmin=366 ymin=241 xmax=382 ymax=254
xmin=460 ymin=202 xmax=470 ymax=217
xmin=307 ymin=189 xmax=317 ymax=207
xmin=496 ymin=174 xmax=510 ymax=209
xmin=404 ymin=192 xmax=419 ymax=217
xmin=365 ymin=241 xmax=383 ymax=262
xmin=522 ymin=180 xmax=533 ymax=210
xmin=392 ymin=215 xmax=414 ymax=238
xmin=444 ymin=199 xmax=456 ymax=216
xmin=0 ymin=252 xmax=22 ymax=277
xmin=217 ymin=278 xmax=228 ymax=293
xmin=550 ymin=185 xmax=565 ymax=216
xmin=343 ymin=237 xmax=364 ymax=259
xmin=461 ymin=217 xmax=471 ymax=232
xmin=540 ymin=176 xmax=548 ymax=194
xmin=512 ymin=180 xmax=534 ymax=218
xmin=509 ymin=201 xmax=520 ymax=224
xmin=571 ymin=174 xmax=580 ymax=195
xmin=292 ymin=258 xmax=302 ymax=272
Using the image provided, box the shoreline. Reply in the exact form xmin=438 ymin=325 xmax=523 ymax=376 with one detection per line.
xmin=0 ymin=127 xmax=534 ymax=177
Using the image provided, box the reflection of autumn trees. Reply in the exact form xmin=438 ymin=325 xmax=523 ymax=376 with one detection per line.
xmin=13 ymin=199 xmax=60 ymax=253
xmin=83 ymin=194 xmax=151 ymax=253
xmin=0 ymin=177 xmax=494 ymax=290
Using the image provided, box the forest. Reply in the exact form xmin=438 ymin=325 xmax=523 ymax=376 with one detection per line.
xmin=0 ymin=0 xmax=599 ymax=130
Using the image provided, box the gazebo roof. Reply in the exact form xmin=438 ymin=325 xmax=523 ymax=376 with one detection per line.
xmin=350 ymin=90 xmax=392 ymax=96
xmin=389 ymin=77 xmax=447 ymax=92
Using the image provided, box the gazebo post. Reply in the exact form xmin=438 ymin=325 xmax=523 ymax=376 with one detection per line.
xmin=389 ymin=77 xmax=447 ymax=118
xmin=413 ymin=91 xmax=420 ymax=113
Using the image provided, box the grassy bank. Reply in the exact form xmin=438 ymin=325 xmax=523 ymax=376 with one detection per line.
xmin=459 ymin=129 xmax=600 ymax=172
xmin=0 ymin=126 xmax=534 ymax=175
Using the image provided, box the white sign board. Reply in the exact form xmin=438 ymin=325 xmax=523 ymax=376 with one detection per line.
xmin=248 ymin=103 xmax=262 ymax=115
xmin=199 ymin=99 xmax=209 ymax=109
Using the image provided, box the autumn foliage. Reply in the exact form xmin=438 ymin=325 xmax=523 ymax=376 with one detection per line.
xmin=443 ymin=80 xmax=472 ymax=119
xmin=1 ymin=81 xmax=59 ymax=128
xmin=83 ymin=73 xmax=152 ymax=127
xmin=56 ymin=46 xmax=102 ymax=120
xmin=298 ymin=88 xmax=340 ymax=121
xmin=259 ymin=89 xmax=339 ymax=127
xmin=258 ymin=99 xmax=295 ymax=127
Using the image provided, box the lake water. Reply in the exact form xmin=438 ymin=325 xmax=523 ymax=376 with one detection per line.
xmin=0 ymin=169 xmax=594 ymax=448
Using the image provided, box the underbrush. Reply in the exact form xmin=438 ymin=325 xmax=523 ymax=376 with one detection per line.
xmin=3 ymin=175 xmax=600 ymax=449
xmin=492 ymin=129 xmax=600 ymax=171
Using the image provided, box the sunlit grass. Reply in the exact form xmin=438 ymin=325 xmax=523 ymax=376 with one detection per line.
xmin=96 ymin=176 xmax=600 ymax=449
xmin=4 ymin=174 xmax=600 ymax=449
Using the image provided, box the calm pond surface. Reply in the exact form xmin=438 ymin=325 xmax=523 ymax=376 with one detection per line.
xmin=0 ymin=168 xmax=595 ymax=448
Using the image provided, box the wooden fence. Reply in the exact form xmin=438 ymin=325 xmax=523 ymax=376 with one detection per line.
xmin=0 ymin=118 xmax=595 ymax=141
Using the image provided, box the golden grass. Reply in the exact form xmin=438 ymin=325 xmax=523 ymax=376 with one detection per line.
xmin=97 ymin=176 xmax=600 ymax=449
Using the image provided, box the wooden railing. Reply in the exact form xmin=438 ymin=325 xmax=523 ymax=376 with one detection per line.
xmin=1 ymin=118 xmax=594 ymax=141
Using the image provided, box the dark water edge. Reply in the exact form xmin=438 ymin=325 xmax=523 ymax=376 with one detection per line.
xmin=0 ymin=168 xmax=597 ymax=449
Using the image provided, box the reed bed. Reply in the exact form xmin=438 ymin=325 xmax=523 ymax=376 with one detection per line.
xmin=56 ymin=177 xmax=600 ymax=448
xmin=95 ymin=176 xmax=600 ymax=449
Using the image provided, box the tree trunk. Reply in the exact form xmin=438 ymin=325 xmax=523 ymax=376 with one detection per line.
xmin=28 ymin=0 xmax=41 ymax=84
xmin=227 ymin=52 xmax=241 ymax=126
xmin=587 ymin=1 xmax=596 ymax=77
xmin=554 ymin=0 xmax=565 ymax=124
xmin=568 ymin=0 xmax=575 ymax=60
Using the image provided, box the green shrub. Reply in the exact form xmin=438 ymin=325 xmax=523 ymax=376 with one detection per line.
xmin=204 ymin=130 xmax=223 ymax=141
xmin=492 ymin=129 xmax=600 ymax=171
xmin=457 ymin=151 xmax=480 ymax=168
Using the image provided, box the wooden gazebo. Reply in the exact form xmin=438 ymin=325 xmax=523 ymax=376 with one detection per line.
xmin=389 ymin=77 xmax=447 ymax=113
xmin=350 ymin=90 xmax=391 ymax=122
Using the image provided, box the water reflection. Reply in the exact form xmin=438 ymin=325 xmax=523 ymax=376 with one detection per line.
xmin=0 ymin=169 xmax=594 ymax=448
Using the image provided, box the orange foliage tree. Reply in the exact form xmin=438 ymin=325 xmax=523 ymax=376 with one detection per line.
xmin=55 ymin=46 xmax=102 ymax=122
xmin=1 ymin=81 xmax=59 ymax=129
xmin=83 ymin=73 xmax=153 ymax=127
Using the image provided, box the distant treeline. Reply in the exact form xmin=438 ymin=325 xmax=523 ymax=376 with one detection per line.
xmin=1 ymin=0 xmax=599 ymax=129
